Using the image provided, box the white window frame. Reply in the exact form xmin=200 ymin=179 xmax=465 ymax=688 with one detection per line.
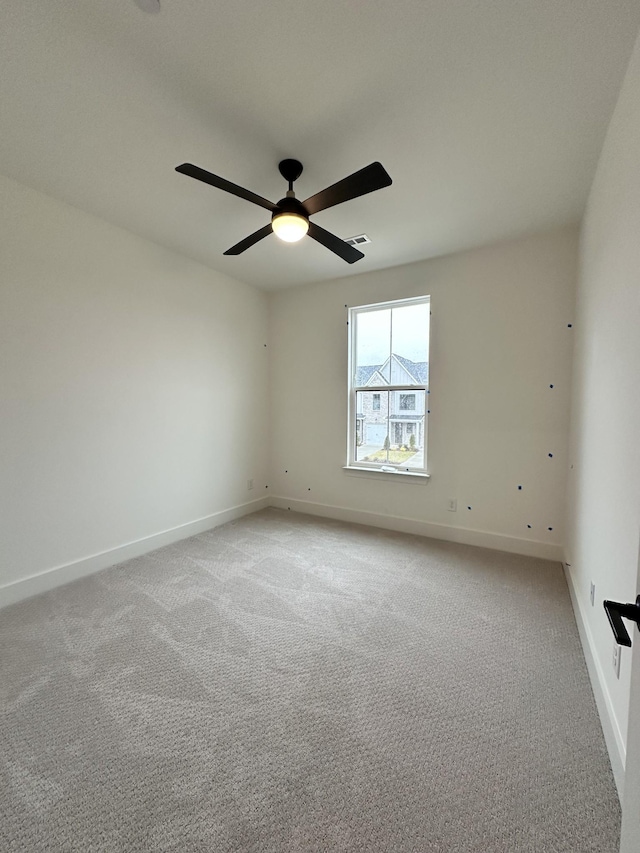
xmin=346 ymin=295 xmax=430 ymax=477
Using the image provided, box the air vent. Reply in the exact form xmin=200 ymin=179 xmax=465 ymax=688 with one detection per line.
xmin=134 ymin=0 xmax=161 ymax=12
xmin=344 ymin=234 xmax=371 ymax=247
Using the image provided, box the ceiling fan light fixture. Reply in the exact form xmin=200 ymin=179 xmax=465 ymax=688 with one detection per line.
xmin=272 ymin=212 xmax=309 ymax=243
xmin=176 ymin=158 xmax=391 ymax=262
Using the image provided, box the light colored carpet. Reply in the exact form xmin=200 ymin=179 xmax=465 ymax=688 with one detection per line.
xmin=1 ymin=508 xmax=620 ymax=852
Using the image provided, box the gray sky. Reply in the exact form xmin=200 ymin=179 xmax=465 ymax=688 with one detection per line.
xmin=356 ymin=302 xmax=430 ymax=366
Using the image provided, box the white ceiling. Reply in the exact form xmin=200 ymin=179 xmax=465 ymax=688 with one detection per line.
xmin=2 ymin=1 xmax=640 ymax=291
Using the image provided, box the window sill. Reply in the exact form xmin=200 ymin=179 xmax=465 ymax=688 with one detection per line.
xmin=342 ymin=465 xmax=430 ymax=482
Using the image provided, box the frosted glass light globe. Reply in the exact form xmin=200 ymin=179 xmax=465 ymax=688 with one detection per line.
xmin=272 ymin=213 xmax=309 ymax=243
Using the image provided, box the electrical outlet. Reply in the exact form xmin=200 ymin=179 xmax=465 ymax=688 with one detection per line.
xmin=247 ymin=479 xmax=254 ymax=491
xmin=447 ymin=498 xmax=457 ymax=512
xmin=590 ymin=581 xmax=595 ymax=607
xmin=613 ymin=642 xmax=622 ymax=679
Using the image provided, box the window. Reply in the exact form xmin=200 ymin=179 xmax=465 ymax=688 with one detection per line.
xmin=399 ymin=393 xmax=416 ymax=411
xmin=348 ymin=295 xmax=430 ymax=474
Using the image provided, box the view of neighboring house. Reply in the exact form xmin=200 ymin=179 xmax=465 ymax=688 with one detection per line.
xmin=355 ymin=354 xmax=428 ymax=449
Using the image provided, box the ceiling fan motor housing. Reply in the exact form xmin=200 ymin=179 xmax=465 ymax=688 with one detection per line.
xmin=273 ymin=195 xmax=309 ymax=223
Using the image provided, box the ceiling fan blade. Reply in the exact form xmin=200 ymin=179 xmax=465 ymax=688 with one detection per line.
xmin=307 ymin=222 xmax=364 ymax=264
xmin=302 ymin=162 xmax=392 ymax=216
xmin=224 ymin=223 xmax=273 ymax=255
xmin=176 ymin=163 xmax=276 ymax=212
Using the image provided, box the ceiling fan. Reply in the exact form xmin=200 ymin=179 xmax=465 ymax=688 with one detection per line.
xmin=175 ymin=159 xmax=392 ymax=263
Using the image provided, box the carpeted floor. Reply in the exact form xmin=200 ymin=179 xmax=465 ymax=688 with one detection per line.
xmin=0 ymin=508 xmax=620 ymax=852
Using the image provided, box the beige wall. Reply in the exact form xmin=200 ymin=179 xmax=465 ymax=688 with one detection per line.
xmin=269 ymin=227 xmax=577 ymax=559
xmin=566 ymin=29 xmax=640 ymax=793
xmin=0 ymin=174 xmax=269 ymax=601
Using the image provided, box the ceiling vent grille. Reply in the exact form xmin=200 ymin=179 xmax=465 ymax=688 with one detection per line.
xmin=344 ymin=234 xmax=371 ymax=247
xmin=134 ymin=0 xmax=161 ymax=11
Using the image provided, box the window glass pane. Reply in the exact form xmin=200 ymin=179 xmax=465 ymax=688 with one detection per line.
xmin=355 ymin=390 xmax=389 ymax=462
xmin=356 ymin=390 xmax=425 ymax=469
xmin=354 ymin=308 xmax=391 ymax=386
xmin=389 ymin=302 xmax=430 ymax=387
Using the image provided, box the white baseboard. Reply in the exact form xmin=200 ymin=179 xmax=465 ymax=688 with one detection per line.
xmin=0 ymin=497 xmax=270 ymax=609
xmin=562 ymin=557 xmax=626 ymax=799
xmin=269 ymin=496 xmax=563 ymax=561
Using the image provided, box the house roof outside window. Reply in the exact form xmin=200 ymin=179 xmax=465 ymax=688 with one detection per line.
xmin=355 ymin=354 xmax=429 ymax=386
